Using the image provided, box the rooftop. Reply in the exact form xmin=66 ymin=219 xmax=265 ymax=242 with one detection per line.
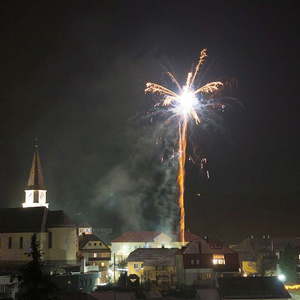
xmin=218 ymin=277 xmax=291 ymax=299
xmin=112 ymin=231 xmax=201 ymax=243
xmin=127 ymin=248 xmax=178 ymax=266
xmin=183 ymin=238 xmax=236 ymax=255
xmin=79 ymin=234 xmax=109 ymax=249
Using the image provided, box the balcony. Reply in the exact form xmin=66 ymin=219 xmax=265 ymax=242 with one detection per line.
xmin=88 ymin=257 xmax=110 ymax=262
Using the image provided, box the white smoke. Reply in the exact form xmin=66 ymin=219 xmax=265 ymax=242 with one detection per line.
xmin=92 ymin=123 xmax=179 ymax=235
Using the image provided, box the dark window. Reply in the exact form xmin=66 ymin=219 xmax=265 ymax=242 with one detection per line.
xmin=191 ymin=259 xmax=194 ymax=265
xmin=34 ymin=190 xmax=39 ymax=203
xmin=20 ymin=237 xmax=23 ymax=249
xmin=8 ymin=237 xmax=12 ymax=249
xmin=48 ymin=232 xmax=52 ymax=248
xmin=94 ymin=243 xmax=97 ymax=246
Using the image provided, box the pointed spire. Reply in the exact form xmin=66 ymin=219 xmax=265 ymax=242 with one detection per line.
xmin=23 ymin=140 xmax=48 ymax=208
xmin=26 ymin=139 xmax=45 ymax=189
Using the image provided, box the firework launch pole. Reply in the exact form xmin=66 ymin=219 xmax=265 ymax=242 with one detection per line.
xmin=178 ymin=118 xmax=188 ymax=243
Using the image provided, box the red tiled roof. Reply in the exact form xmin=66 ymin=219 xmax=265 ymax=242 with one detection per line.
xmin=172 ymin=232 xmax=201 ymax=242
xmin=112 ymin=231 xmax=161 ymax=242
xmin=112 ymin=231 xmax=201 ymax=243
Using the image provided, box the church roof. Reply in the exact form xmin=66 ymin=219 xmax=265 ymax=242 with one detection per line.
xmin=26 ymin=144 xmax=45 ymax=190
xmin=0 ymin=207 xmax=76 ymax=233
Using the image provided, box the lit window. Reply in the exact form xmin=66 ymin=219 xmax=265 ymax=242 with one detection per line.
xmin=94 ymin=253 xmax=97 ymax=258
xmin=196 ymin=259 xmax=200 ymax=264
xmin=298 ymin=254 xmax=300 ymax=260
xmin=212 ymin=254 xmax=225 ymax=265
xmin=191 ymin=259 xmax=194 ymax=265
xmin=101 ymin=262 xmax=105 ymax=267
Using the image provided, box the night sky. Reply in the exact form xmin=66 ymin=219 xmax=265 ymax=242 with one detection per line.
xmin=1 ymin=1 xmax=299 ymax=241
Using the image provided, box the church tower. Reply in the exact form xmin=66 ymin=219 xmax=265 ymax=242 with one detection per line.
xmin=22 ymin=143 xmax=48 ymax=208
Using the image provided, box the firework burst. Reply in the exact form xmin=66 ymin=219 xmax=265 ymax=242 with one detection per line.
xmin=145 ymin=49 xmax=223 ymax=243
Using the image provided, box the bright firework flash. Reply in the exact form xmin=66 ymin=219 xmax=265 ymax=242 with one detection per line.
xmin=145 ymin=49 xmax=223 ymax=243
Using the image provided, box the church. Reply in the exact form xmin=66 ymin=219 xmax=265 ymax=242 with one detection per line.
xmin=0 ymin=144 xmax=78 ymax=272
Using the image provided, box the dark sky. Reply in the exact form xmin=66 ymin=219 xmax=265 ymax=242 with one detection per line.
xmin=0 ymin=1 xmax=299 ymax=241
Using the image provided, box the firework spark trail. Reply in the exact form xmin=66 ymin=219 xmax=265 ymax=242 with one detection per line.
xmin=145 ymin=49 xmax=223 ymax=243
xmin=178 ymin=117 xmax=187 ymax=243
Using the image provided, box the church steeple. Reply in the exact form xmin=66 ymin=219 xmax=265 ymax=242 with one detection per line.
xmin=23 ymin=141 xmax=48 ymax=208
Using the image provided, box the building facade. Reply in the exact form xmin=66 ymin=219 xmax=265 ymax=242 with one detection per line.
xmin=127 ymin=248 xmax=178 ymax=287
xmin=78 ymin=231 xmax=111 ymax=283
xmin=176 ymin=238 xmax=240 ymax=286
xmin=111 ymin=231 xmax=200 ymax=264
xmin=0 ymin=207 xmax=78 ymax=271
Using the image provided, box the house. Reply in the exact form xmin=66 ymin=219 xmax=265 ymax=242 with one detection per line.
xmin=0 ymin=144 xmax=78 ymax=273
xmin=78 ymin=233 xmax=111 ymax=283
xmin=111 ymin=231 xmax=200 ymax=264
xmin=230 ymin=235 xmax=300 ymax=277
xmin=127 ymin=248 xmax=178 ymax=287
xmin=230 ymin=236 xmax=277 ymax=276
xmin=177 ymin=237 xmax=240 ymax=287
xmin=217 ymin=277 xmax=291 ymax=300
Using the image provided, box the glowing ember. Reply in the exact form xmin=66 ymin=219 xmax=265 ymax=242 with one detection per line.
xmin=145 ymin=49 xmax=223 ymax=243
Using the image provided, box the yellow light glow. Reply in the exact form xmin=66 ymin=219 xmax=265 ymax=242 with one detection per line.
xmin=212 ymin=254 xmax=225 ymax=265
xmin=285 ymin=284 xmax=300 ymax=290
